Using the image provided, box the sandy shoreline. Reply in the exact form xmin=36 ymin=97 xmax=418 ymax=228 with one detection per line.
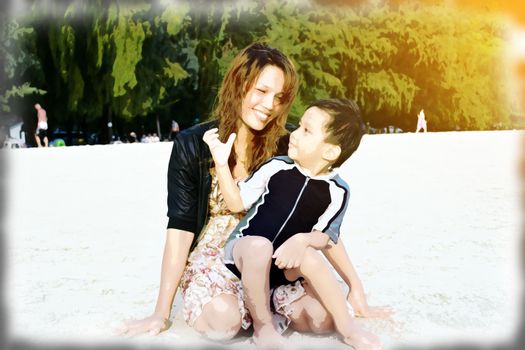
xmin=4 ymin=130 xmax=523 ymax=348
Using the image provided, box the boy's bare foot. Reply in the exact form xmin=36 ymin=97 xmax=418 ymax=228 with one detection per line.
xmin=253 ymin=323 xmax=286 ymax=350
xmin=343 ymin=327 xmax=382 ymax=350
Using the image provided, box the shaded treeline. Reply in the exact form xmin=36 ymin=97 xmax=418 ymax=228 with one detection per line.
xmin=0 ymin=0 xmax=518 ymax=143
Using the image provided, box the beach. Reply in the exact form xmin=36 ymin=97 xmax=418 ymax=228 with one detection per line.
xmin=4 ymin=130 xmax=523 ymax=349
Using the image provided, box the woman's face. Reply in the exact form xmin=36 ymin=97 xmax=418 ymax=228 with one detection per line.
xmin=240 ymin=65 xmax=286 ymax=131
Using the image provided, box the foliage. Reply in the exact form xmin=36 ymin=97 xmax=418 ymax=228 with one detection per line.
xmin=4 ymin=0 xmax=516 ymax=136
xmin=0 ymin=19 xmax=46 ymax=114
xmin=184 ymin=0 xmax=267 ymax=120
xmin=1 ymin=83 xmax=46 ymax=113
xmin=264 ymin=0 xmax=511 ymax=130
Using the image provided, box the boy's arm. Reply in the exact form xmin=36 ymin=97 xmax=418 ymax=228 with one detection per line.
xmin=203 ymin=128 xmax=244 ymax=212
xmin=273 ymin=231 xmax=330 ymax=269
xmin=292 ymin=230 xmax=330 ymax=249
xmin=313 ymin=178 xmax=392 ymax=318
xmin=295 ymin=230 xmax=330 ymax=249
xmin=274 ymin=178 xmax=349 ymax=270
xmin=323 ymin=240 xmax=393 ymax=318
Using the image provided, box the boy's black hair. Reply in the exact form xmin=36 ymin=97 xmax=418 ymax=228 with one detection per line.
xmin=307 ymin=98 xmax=365 ymax=168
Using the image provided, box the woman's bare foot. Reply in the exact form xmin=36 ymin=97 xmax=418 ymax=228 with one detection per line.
xmin=343 ymin=327 xmax=382 ymax=350
xmin=253 ymin=323 xmax=286 ymax=350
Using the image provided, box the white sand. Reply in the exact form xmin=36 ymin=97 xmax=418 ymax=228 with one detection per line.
xmin=4 ymin=130 xmax=523 ymax=349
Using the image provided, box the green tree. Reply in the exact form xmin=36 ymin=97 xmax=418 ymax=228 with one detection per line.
xmin=263 ymin=0 xmax=511 ymax=130
xmin=183 ymin=0 xmax=267 ymax=121
xmin=0 ymin=19 xmax=46 ymax=114
xmin=8 ymin=0 xmax=515 ymax=135
xmin=16 ymin=0 xmax=194 ymax=142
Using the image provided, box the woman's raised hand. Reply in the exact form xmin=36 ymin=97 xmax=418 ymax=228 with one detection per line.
xmin=203 ymin=128 xmax=236 ymax=167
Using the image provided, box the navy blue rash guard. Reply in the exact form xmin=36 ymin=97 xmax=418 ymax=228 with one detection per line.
xmin=223 ymin=156 xmax=351 ymax=288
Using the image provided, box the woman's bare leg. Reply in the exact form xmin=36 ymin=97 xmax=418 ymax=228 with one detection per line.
xmin=193 ymin=293 xmax=242 ymax=341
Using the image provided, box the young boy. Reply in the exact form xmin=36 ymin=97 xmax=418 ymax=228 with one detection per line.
xmin=203 ymin=98 xmax=381 ymax=349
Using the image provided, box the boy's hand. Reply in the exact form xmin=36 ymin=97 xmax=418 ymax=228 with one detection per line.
xmin=273 ymin=234 xmax=308 ymax=269
xmin=202 ymin=128 xmax=236 ymax=167
xmin=348 ymin=289 xmax=394 ymax=318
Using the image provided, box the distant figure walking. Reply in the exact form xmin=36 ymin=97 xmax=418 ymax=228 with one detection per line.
xmin=169 ymin=119 xmax=180 ymax=141
xmin=415 ymin=109 xmax=427 ymax=133
xmin=34 ymin=103 xmax=49 ymax=147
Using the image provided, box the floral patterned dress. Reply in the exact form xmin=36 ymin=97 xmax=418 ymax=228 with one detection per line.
xmin=179 ymin=169 xmax=307 ymax=331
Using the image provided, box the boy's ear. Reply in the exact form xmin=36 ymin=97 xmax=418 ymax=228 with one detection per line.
xmin=323 ymin=144 xmax=341 ymax=162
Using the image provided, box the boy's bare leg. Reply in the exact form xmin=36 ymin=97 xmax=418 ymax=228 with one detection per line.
xmin=232 ymin=236 xmax=286 ymax=349
xmin=286 ymin=283 xmax=334 ymax=334
xmin=284 ymin=247 xmax=381 ymax=350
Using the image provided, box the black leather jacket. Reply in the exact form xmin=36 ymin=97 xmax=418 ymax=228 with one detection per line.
xmin=167 ymin=120 xmax=292 ymax=251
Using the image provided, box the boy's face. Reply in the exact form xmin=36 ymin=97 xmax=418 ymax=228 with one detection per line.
xmin=288 ymin=107 xmax=336 ymax=168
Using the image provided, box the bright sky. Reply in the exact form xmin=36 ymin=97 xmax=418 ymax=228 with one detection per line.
xmin=510 ymin=27 xmax=525 ymax=58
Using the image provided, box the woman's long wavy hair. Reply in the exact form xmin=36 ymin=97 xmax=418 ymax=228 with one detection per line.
xmin=211 ymin=43 xmax=298 ymax=173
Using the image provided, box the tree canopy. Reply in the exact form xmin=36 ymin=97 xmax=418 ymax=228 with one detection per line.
xmin=1 ymin=0 xmax=518 ymax=142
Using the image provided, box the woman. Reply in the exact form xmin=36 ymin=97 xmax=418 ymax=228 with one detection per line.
xmin=121 ymin=43 xmax=391 ymax=344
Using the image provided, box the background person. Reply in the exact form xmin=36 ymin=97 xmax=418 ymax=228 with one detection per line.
xmin=415 ymin=109 xmax=427 ymax=133
xmin=34 ymin=103 xmax=48 ymax=147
